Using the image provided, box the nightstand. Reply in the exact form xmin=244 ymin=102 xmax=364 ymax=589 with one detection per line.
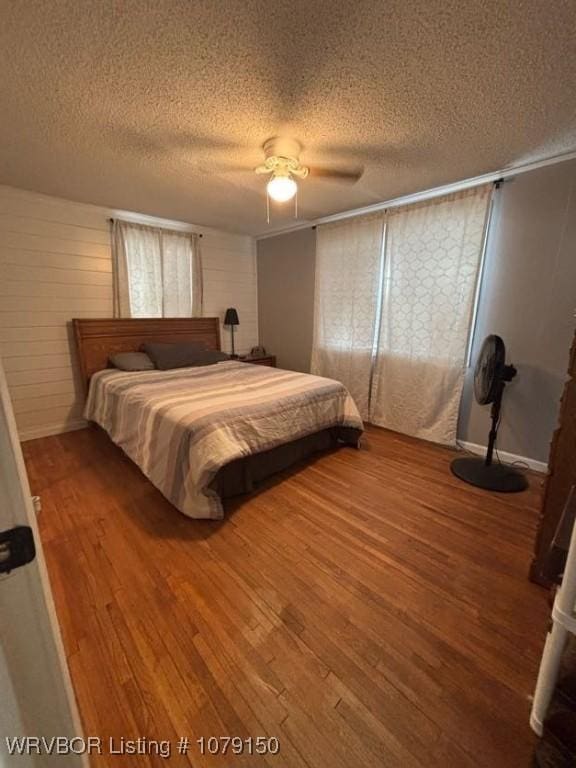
xmin=239 ymin=355 xmax=276 ymax=367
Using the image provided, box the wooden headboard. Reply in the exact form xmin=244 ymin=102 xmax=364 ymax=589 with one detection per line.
xmin=73 ymin=317 xmax=222 ymax=386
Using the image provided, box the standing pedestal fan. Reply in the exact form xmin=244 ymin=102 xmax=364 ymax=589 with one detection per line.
xmin=451 ymin=335 xmax=528 ymax=492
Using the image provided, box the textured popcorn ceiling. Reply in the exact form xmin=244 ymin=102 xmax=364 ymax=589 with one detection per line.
xmin=1 ymin=0 xmax=576 ymax=235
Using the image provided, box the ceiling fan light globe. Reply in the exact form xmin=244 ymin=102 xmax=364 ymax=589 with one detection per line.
xmin=267 ymin=175 xmax=297 ymax=202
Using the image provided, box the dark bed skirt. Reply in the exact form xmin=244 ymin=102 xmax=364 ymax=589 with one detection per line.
xmin=211 ymin=426 xmax=362 ymax=499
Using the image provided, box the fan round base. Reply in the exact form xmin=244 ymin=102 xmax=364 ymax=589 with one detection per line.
xmin=450 ymin=457 xmax=528 ymax=493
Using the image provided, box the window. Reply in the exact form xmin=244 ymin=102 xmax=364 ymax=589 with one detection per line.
xmin=311 ymin=186 xmax=492 ymax=443
xmin=112 ymin=220 xmax=202 ymax=318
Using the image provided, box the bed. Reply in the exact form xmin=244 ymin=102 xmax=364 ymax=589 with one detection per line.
xmin=74 ymin=318 xmax=363 ymax=519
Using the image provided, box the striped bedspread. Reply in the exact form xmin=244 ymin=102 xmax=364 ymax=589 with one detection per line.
xmin=85 ymin=361 xmax=363 ymax=519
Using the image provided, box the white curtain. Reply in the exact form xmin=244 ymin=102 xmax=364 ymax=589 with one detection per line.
xmin=311 ymin=214 xmax=385 ymax=418
xmin=112 ymin=221 xmax=203 ymax=318
xmin=370 ymin=186 xmax=491 ymax=445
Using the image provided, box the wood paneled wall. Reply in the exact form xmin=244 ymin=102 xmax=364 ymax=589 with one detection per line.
xmin=0 ymin=186 xmax=258 ymax=440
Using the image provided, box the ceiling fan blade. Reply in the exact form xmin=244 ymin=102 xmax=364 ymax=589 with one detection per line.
xmin=164 ymin=133 xmax=248 ymax=152
xmin=219 ymin=164 xmax=258 ymax=173
xmin=308 ymin=165 xmax=364 ymax=183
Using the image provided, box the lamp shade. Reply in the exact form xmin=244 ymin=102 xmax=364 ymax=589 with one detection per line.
xmin=224 ymin=308 xmax=239 ymax=325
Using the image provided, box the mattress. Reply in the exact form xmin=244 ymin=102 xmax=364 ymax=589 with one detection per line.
xmin=84 ymin=360 xmax=363 ymax=519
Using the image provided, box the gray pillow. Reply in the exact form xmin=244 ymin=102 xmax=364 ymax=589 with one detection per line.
xmin=109 ymin=351 xmax=155 ymax=371
xmin=142 ymin=341 xmax=228 ymax=370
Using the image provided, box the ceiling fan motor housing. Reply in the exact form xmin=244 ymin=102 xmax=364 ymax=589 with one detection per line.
xmin=262 ymin=136 xmax=302 ymax=160
xmin=255 ymin=137 xmax=309 ymax=180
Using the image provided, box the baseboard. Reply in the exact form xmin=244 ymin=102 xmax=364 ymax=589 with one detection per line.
xmin=458 ymin=440 xmax=548 ymax=474
xmin=19 ymin=418 xmax=87 ymax=442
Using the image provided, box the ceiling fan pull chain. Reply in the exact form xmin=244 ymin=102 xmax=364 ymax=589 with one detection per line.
xmin=295 ymin=186 xmax=298 ymax=219
xmin=266 ymin=188 xmax=270 ymax=224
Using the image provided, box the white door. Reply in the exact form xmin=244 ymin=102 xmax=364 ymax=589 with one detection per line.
xmin=0 ymin=359 xmax=86 ymax=767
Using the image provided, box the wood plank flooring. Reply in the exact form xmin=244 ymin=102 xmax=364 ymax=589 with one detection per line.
xmin=23 ymin=426 xmax=549 ymax=768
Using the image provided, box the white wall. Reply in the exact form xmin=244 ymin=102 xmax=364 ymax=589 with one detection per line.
xmin=0 ymin=186 xmax=258 ymax=441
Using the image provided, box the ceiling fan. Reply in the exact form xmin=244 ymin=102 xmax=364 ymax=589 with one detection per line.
xmin=254 ymin=137 xmax=363 ymax=210
xmin=110 ymin=127 xmax=364 ymax=221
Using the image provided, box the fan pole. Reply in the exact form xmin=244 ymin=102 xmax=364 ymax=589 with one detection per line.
xmin=485 ymin=382 xmax=504 ymax=466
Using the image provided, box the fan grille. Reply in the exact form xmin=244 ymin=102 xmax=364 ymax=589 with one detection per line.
xmin=474 ymin=334 xmax=506 ymax=405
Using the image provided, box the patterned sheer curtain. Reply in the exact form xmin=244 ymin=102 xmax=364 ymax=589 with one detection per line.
xmin=112 ymin=220 xmax=203 ymax=318
xmin=370 ymin=186 xmax=491 ymax=445
xmin=311 ymin=214 xmax=385 ymax=418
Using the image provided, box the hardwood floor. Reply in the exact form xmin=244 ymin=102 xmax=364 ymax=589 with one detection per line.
xmin=23 ymin=425 xmax=548 ymax=768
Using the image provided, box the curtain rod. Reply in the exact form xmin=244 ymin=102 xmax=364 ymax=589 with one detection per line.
xmin=257 ymin=148 xmax=576 ymax=239
xmin=308 ymin=178 xmax=504 ymax=231
xmin=108 ymin=217 xmax=203 ymax=237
